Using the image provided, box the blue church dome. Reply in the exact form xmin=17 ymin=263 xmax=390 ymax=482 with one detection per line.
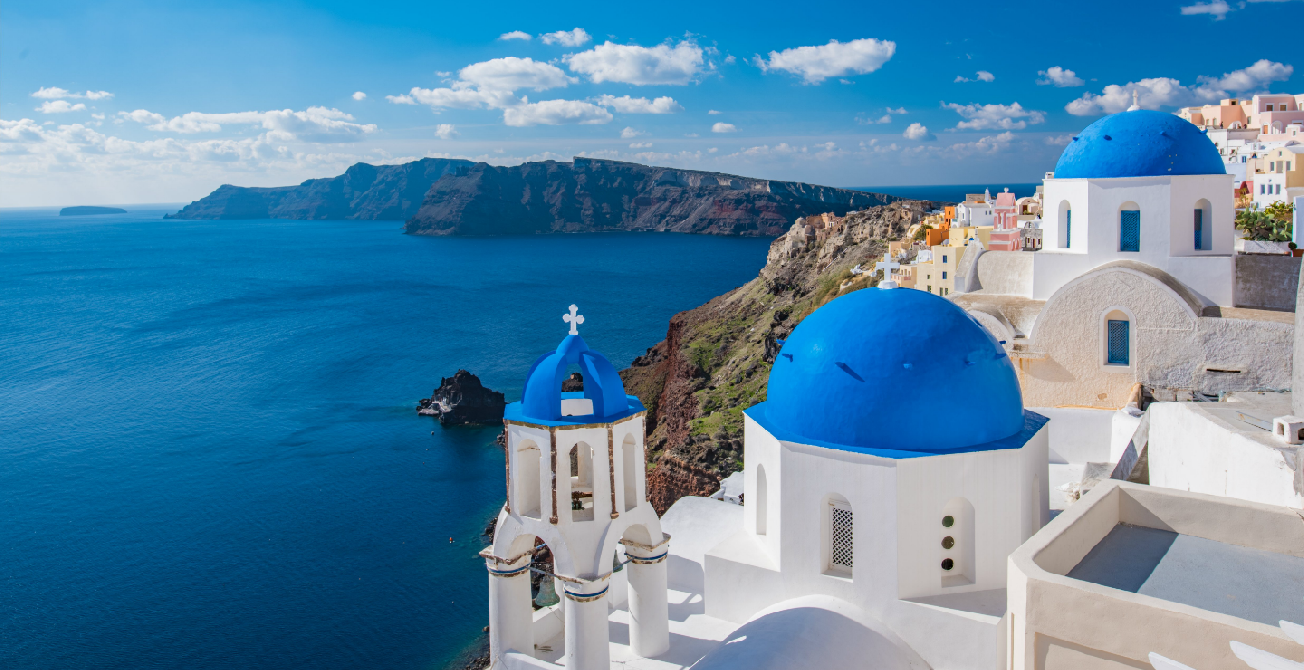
xmin=757 ymin=288 xmax=1025 ymax=452
xmin=510 ymin=308 xmax=639 ymax=425
xmin=1053 ymin=110 xmax=1225 ymax=179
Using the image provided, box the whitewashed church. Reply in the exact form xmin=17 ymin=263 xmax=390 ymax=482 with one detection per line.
xmin=483 ymin=292 xmax=1049 ymax=670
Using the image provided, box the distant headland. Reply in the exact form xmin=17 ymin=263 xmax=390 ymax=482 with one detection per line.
xmin=164 ymin=157 xmax=937 ymax=237
xmin=60 ymin=206 xmax=127 ymax=216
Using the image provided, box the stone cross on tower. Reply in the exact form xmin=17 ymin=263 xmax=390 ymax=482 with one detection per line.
xmin=564 ymin=304 xmax=585 ymax=335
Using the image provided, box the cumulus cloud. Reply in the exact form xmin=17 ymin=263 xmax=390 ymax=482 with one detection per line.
xmin=502 ymin=99 xmax=612 ymax=126
xmin=565 ymin=40 xmax=706 ymax=85
xmin=708 ymin=109 xmax=721 ymax=115
xmin=620 ymin=126 xmax=645 ymax=139
xmin=711 ymin=123 xmax=737 ymax=133
xmin=1181 ymin=0 xmax=1230 ymax=19
xmin=352 ymin=91 xmax=367 ymax=101
xmin=629 ymin=142 xmax=652 ymax=148
xmin=31 ymin=87 xmax=113 ymax=100
xmin=499 ymin=30 xmax=532 ymax=40
xmin=754 ymin=38 xmax=895 ymax=84
xmin=954 ymin=71 xmax=995 ymax=83
xmin=594 ymin=95 xmax=683 ymax=114
xmin=886 ymin=107 xmax=907 ymax=114
xmin=435 ymin=124 xmax=457 ymax=139
xmin=942 ymin=102 xmax=1046 ymax=130
xmin=37 ymin=100 xmax=87 ymax=114
xmin=540 ymin=28 xmax=591 ymax=47
xmin=118 ymin=106 xmax=377 ymax=142
xmin=1037 ymin=67 xmax=1084 ymax=87
xmin=903 ymin=123 xmax=935 ymax=141
xmin=1065 ymin=59 xmax=1293 ymax=115
xmin=460 ymin=57 xmax=575 ymax=91
xmin=1044 ymin=135 xmax=1074 ymax=145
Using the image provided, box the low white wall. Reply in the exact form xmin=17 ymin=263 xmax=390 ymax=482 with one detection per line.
xmin=661 ymin=496 xmax=744 ymax=592
xmin=1030 ymin=407 xmax=1115 ymax=464
xmin=532 ymin=601 xmax=564 ymax=645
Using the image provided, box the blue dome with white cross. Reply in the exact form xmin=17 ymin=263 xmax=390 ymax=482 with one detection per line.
xmin=748 ymin=287 xmax=1026 ymax=453
xmin=1053 ymin=110 xmax=1225 ymax=179
xmin=507 ymin=306 xmax=641 ymax=425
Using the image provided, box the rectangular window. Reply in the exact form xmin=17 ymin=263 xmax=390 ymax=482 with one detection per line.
xmin=942 ymin=271 xmax=948 ymax=279
xmin=830 ymin=503 xmax=853 ymax=569
xmin=1065 ymin=210 xmax=1072 ymax=249
xmin=942 ymin=255 xmax=948 ymax=263
xmin=1267 ymin=104 xmax=1274 ymax=111
xmin=1289 ymin=162 xmax=1293 ymax=171
xmin=1271 ymin=162 xmax=1276 ymax=171
xmin=1107 ymin=320 xmax=1130 ymax=365
xmin=1120 ymin=210 xmax=1141 ymax=252
xmin=1194 ymin=209 xmax=1203 ymax=250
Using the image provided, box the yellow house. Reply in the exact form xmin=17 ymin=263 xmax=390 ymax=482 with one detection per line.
xmin=914 ymin=244 xmax=967 ymax=297
xmin=947 ymin=225 xmax=993 ymax=249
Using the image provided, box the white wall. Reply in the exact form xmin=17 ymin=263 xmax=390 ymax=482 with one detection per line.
xmin=1029 ymin=407 xmax=1115 ymax=464
xmin=1036 ymin=175 xmax=1235 ymax=306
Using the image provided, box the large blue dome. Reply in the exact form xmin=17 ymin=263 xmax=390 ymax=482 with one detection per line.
xmin=760 ymin=288 xmax=1024 ymax=451
xmin=1053 ymin=110 xmax=1225 ymax=179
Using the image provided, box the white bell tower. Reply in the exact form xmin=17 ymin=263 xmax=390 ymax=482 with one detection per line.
xmin=481 ymin=306 xmax=669 ymax=669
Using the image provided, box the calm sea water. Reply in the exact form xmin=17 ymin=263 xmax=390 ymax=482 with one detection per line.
xmin=856 ymin=183 xmax=1041 ymax=204
xmin=0 ymin=209 xmax=772 ymax=670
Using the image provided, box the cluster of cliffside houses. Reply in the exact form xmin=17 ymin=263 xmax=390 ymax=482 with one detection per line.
xmin=481 ymin=102 xmax=1304 ymax=670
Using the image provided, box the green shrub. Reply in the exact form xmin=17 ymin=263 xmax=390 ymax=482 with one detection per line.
xmin=1236 ymin=208 xmax=1292 ymax=242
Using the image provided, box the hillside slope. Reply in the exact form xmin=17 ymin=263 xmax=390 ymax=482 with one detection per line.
xmin=618 ymin=200 xmax=932 ymax=512
xmin=165 ymin=158 xmax=472 ymax=220
xmin=404 ymin=158 xmax=905 ymax=237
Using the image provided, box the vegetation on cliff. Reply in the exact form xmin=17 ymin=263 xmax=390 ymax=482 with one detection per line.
xmin=619 ymin=200 xmax=933 ymax=512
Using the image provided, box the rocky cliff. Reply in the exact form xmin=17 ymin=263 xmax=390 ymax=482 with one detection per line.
xmin=618 ymin=201 xmax=936 ymax=513
xmin=166 ymin=158 xmax=473 ymax=220
xmin=404 ymin=158 xmax=902 ymax=237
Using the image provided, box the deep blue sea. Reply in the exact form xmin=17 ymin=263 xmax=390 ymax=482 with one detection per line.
xmin=856 ymin=183 xmax=1041 ymax=204
xmin=0 ymin=208 xmax=772 ymax=670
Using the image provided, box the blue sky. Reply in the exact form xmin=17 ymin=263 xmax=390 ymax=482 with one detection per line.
xmin=2 ymin=0 xmax=1301 ymax=207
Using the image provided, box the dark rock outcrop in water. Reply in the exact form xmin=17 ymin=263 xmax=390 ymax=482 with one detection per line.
xmin=60 ymin=206 xmax=126 ymax=216
xmin=165 ymin=158 xmax=472 ymax=220
xmin=418 ymin=370 xmax=506 ymax=426
xmin=405 ymin=158 xmax=902 ymax=237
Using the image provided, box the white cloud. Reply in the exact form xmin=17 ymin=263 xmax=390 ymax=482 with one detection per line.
xmin=629 ymin=142 xmax=652 ymax=148
xmin=711 ymin=122 xmax=737 ymax=133
xmin=435 ymin=124 xmax=458 ymax=139
xmin=388 ymin=85 xmax=519 ymax=110
xmin=499 ymin=30 xmax=532 ymax=40
xmin=1037 ymin=66 xmax=1084 ymax=87
xmin=352 ymin=91 xmax=367 ymax=101
xmin=954 ymin=71 xmax=995 ymax=83
xmin=540 ymin=28 xmax=591 ymax=47
xmin=31 ymin=87 xmax=71 ymax=99
xmin=876 ymin=115 xmax=892 ymax=123
xmin=565 ymin=40 xmax=706 ymax=85
xmin=708 ymin=147 xmax=718 ymax=153
xmin=594 ymin=95 xmax=684 ymax=114
xmin=118 ymin=106 xmax=376 ymax=142
xmin=754 ymin=38 xmax=895 ymax=84
xmin=949 ymin=132 xmax=1018 ymax=156
xmin=1065 ymin=60 xmax=1293 ymax=115
xmin=708 ymin=109 xmax=721 ymax=115
xmin=459 ymin=57 xmax=575 ymax=91
xmin=37 ymin=100 xmax=87 ymax=114
xmin=1199 ymin=59 xmax=1294 ymax=92
xmin=942 ymin=102 xmax=1045 ymax=130
xmin=1181 ymin=0 xmax=1230 ymax=19
xmin=904 ymin=123 xmax=935 ymax=141
xmin=886 ymin=106 xmax=907 ymax=114
xmin=502 ymin=99 xmax=612 ymax=126
xmin=620 ymin=126 xmax=645 ymax=139
xmin=31 ymin=87 xmax=113 ymax=100
xmin=1044 ymin=134 xmax=1073 ymax=145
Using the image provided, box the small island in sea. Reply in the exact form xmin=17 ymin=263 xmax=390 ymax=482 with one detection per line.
xmin=60 ymin=206 xmax=127 ymax=216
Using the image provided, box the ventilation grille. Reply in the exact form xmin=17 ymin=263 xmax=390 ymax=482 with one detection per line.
xmin=831 ymin=506 xmax=854 ymax=569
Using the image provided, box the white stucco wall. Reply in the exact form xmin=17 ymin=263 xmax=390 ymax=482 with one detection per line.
xmin=1037 ymin=174 xmax=1235 ymax=306
xmin=1149 ymin=400 xmax=1303 ymax=509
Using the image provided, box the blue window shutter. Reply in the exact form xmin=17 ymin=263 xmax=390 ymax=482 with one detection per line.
xmin=1107 ymin=320 xmax=1129 ymax=365
xmin=942 ymin=271 xmax=947 ymax=279
xmin=1194 ymin=209 xmax=1203 ymax=250
xmin=1065 ymin=210 xmax=1071 ymax=249
xmin=1120 ymin=210 xmax=1140 ymax=252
